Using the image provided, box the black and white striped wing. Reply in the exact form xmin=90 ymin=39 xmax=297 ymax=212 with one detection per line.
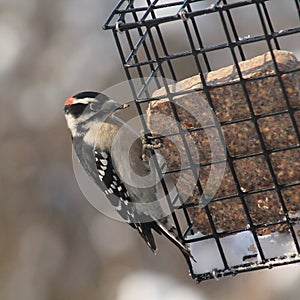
xmin=94 ymin=149 xmax=134 ymax=221
xmin=94 ymin=149 xmax=159 ymax=251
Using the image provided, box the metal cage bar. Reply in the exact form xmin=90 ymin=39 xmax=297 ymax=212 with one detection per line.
xmin=104 ymin=0 xmax=300 ymax=282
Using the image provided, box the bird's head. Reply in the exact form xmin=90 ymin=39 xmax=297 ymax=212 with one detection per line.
xmin=64 ymin=91 xmax=121 ymax=137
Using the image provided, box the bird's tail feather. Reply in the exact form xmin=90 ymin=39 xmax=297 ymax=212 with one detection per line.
xmin=135 ymin=220 xmax=196 ymax=262
xmin=136 ymin=223 xmax=158 ymax=253
xmin=155 ymin=221 xmax=196 ymax=262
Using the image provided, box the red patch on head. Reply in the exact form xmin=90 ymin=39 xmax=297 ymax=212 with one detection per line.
xmin=65 ymin=97 xmax=74 ymax=106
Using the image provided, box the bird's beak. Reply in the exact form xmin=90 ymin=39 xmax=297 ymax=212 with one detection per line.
xmin=65 ymin=97 xmax=74 ymax=106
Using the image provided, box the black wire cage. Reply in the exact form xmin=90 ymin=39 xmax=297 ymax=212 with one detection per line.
xmin=103 ymin=0 xmax=300 ymax=282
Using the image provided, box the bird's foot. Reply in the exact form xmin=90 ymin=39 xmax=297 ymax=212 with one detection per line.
xmin=141 ymin=131 xmax=163 ymax=161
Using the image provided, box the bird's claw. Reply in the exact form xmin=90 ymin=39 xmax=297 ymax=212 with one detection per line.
xmin=141 ymin=131 xmax=163 ymax=161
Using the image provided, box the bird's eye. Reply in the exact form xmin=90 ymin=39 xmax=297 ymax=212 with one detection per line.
xmin=89 ymin=102 xmax=101 ymax=111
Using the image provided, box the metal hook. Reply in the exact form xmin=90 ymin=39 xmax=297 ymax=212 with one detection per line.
xmin=115 ymin=21 xmax=124 ymax=33
xmin=212 ymin=268 xmax=220 ymax=281
xmin=178 ymin=9 xmax=189 ymax=22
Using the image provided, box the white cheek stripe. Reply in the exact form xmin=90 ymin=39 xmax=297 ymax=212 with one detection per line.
xmin=65 ymin=114 xmax=78 ymax=136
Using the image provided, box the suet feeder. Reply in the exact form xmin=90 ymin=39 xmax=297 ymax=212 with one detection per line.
xmin=104 ymin=0 xmax=300 ymax=282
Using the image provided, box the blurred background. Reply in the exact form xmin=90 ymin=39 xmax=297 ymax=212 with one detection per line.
xmin=0 ymin=0 xmax=299 ymax=299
